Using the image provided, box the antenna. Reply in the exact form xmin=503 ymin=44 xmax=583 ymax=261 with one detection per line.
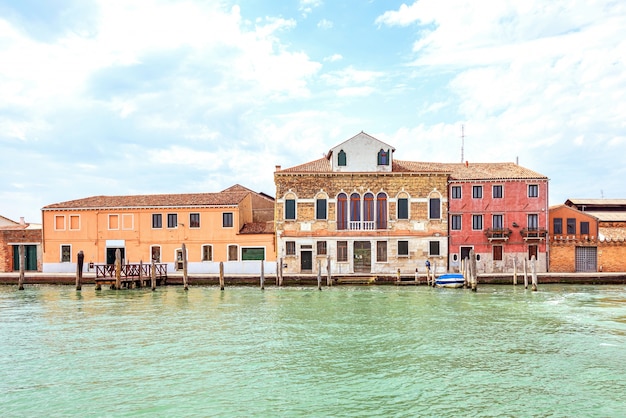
xmin=460 ymin=124 xmax=465 ymax=163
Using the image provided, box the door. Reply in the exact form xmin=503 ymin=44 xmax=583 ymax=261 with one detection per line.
xmin=106 ymin=248 xmax=125 ymax=265
xmin=460 ymin=246 xmax=472 ymax=263
xmin=528 ymin=245 xmax=538 ymax=261
xmin=12 ymin=245 xmax=37 ymax=271
xmin=353 ymin=241 xmax=371 ymax=273
xmin=301 ymin=251 xmax=312 ymax=272
xmin=176 ymin=249 xmax=184 ymax=271
xmin=575 ymin=246 xmax=597 ymax=272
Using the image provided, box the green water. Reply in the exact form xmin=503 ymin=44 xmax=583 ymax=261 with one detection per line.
xmin=0 ymin=285 xmax=625 ymax=417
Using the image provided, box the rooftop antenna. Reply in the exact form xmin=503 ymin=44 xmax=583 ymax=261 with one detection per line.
xmin=460 ymin=124 xmax=465 ymax=163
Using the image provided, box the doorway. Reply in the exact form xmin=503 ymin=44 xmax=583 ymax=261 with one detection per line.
xmin=12 ymin=245 xmax=37 ymax=271
xmin=301 ymin=251 xmax=313 ymax=272
xmin=353 ymin=241 xmax=371 ymax=273
xmin=460 ymin=246 xmax=472 ymax=263
xmin=106 ymin=247 xmax=125 ymax=265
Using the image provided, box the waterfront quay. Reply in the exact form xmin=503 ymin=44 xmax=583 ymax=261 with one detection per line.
xmin=2 ymin=271 xmax=625 ymax=287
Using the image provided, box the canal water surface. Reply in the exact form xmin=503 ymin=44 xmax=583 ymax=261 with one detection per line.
xmin=1 ymin=284 xmax=625 ymax=417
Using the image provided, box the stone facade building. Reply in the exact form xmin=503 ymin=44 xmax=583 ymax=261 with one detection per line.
xmin=274 ymin=132 xmax=449 ymax=276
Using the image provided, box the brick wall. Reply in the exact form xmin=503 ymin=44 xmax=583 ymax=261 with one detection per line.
xmin=549 ymin=239 xmax=626 ymax=272
xmin=0 ymin=229 xmax=43 ymax=272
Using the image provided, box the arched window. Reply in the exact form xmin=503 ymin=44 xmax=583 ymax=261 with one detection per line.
xmin=377 ymin=149 xmax=389 ymax=165
xmin=364 ymin=193 xmax=374 ymax=222
xmin=337 ymin=193 xmax=348 ymax=230
xmin=350 ymin=193 xmax=361 ymax=222
xmin=338 ymin=150 xmax=347 ymax=166
xmin=376 ymin=193 xmax=387 ymax=229
xmin=284 ymin=192 xmax=296 ymax=220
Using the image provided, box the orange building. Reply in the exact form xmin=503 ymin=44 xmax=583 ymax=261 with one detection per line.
xmin=42 ymin=185 xmax=275 ymax=274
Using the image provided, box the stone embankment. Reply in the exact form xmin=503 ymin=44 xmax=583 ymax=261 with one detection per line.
xmin=1 ymin=272 xmax=625 ymax=286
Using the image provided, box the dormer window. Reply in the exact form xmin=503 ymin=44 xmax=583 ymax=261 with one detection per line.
xmin=377 ymin=149 xmax=389 ymax=165
xmin=338 ymin=150 xmax=347 ymax=166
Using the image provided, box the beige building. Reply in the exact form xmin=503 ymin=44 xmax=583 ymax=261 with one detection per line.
xmin=42 ymin=185 xmax=275 ymax=274
xmin=274 ymin=132 xmax=449 ymax=276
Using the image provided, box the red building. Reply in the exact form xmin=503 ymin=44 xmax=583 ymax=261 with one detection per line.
xmin=446 ymin=162 xmax=549 ymax=273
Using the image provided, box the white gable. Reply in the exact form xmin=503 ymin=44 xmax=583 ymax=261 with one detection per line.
xmin=329 ymin=132 xmax=395 ymax=172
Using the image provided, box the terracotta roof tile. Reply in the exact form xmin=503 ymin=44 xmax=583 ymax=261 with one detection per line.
xmin=277 ymin=157 xmax=332 ymax=173
xmin=240 ymin=222 xmax=274 ymax=234
xmin=43 ymin=190 xmax=250 ymax=210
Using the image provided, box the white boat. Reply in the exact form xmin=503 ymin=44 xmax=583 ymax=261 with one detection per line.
xmin=435 ymin=273 xmax=465 ymax=288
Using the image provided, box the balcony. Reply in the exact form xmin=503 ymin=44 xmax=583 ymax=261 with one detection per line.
xmin=484 ymin=228 xmax=513 ymax=241
xmin=521 ymin=227 xmax=548 ymax=241
xmin=337 ymin=221 xmax=387 ymax=231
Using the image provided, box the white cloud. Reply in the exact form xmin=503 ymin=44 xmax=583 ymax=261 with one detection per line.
xmin=317 ymin=19 xmax=333 ymax=29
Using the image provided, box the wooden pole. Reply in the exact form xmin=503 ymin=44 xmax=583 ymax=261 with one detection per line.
xmin=326 ymin=255 xmax=331 ymax=286
xmin=182 ymin=243 xmax=188 ymax=291
xmin=260 ymin=260 xmax=265 ymax=290
xmin=523 ymin=258 xmax=528 ymax=289
xmin=18 ymin=244 xmax=25 ymax=290
xmin=461 ymin=258 xmax=467 ymax=288
xmin=219 ymin=261 xmax=225 ymax=290
xmin=531 ymin=255 xmax=538 ymax=291
xmin=115 ymin=248 xmax=121 ymax=290
xmin=76 ymin=250 xmax=84 ymax=291
xmin=276 ymin=260 xmax=280 ymax=286
xmin=151 ymin=259 xmax=156 ymax=291
xmin=278 ymin=257 xmax=283 ymax=286
xmin=397 ymin=268 xmax=401 ymax=283
xmin=317 ymin=260 xmax=322 ymax=290
xmin=470 ymin=249 xmax=477 ymax=292
xmin=513 ymin=257 xmax=518 ymax=286
xmin=137 ymin=260 xmax=143 ymax=288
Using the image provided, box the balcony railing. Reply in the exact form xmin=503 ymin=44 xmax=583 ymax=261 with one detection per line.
xmin=484 ymin=228 xmax=513 ymax=241
xmin=348 ymin=221 xmax=376 ymax=231
xmin=521 ymin=227 xmax=548 ymax=240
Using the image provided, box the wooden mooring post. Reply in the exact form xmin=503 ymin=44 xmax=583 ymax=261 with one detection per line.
xmin=151 ymin=260 xmax=156 ymax=291
xmin=326 ymin=256 xmax=332 ymax=286
xmin=137 ymin=260 xmax=143 ymax=289
xmin=513 ymin=258 xmax=518 ymax=286
xmin=18 ymin=244 xmax=25 ymax=290
xmin=260 ymin=261 xmax=265 ymax=290
xmin=114 ymin=249 xmax=121 ymax=290
xmin=531 ymin=255 xmax=538 ymax=291
xmin=317 ymin=260 xmax=322 ymax=290
xmin=278 ymin=257 xmax=284 ymax=286
xmin=219 ymin=261 xmax=225 ymax=290
xmin=523 ymin=258 xmax=528 ymax=289
xmin=76 ymin=250 xmax=84 ymax=291
xmin=182 ymin=243 xmax=189 ymax=291
xmin=470 ymin=249 xmax=477 ymax=292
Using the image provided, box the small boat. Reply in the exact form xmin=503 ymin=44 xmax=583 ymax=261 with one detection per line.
xmin=435 ymin=273 xmax=465 ymax=288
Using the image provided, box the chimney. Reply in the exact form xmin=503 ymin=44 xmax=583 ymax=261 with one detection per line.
xmin=19 ymin=217 xmax=25 ymax=225
xmin=465 ymin=161 xmax=469 ymax=167
xmin=275 ymin=165 xmax=281 ymax=172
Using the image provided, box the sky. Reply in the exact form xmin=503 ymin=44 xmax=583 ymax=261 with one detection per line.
xmin=1 ymin=0 xmax=625 ymax=223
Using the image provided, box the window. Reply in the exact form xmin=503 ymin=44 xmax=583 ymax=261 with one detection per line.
xmin=337 ymin=241 xmax=348 ymax=262
xmin=451 ymin=215 xmax=462 ymax=230
xmin=398 ymin=240 xmax=409 ymax=257
xmin=376 ymin=193 xmax=387 ymax=230
xmin=429 ymin=241 xmax=440 ymax=256
xmin=201 ymin=245 xmax=212 ymax=261
xmin=472 ymin=215 xmax=483 ymax=230
xmin=451 ymin=186 xmax=462 ymax=199
xmin=228 ymin=245 xmax=238 ymax=261
xmin=581 ymin=221 xmax=590 ymax=235
xmin=167 ymin=213 xmax=177 ymax=228
xmin=109 ymin=214 xmax=119 ymax=230
xmin=317 ymin=241 xmax=327 ymax=255
xmin=377 ymin=241 xmax=387 ymax=262
xmin=54 ymin=215 xmax=65 ymax=230
xmin=69 ymin=215 xmax=80 ymax=230
xmin=152 ymin=214 xmax=162 ymax=229
xmin=151 ymin=246 xmax=161 ymax=263
xmin=242 ymin=247 xmax=265 ymax=261
xmin=397 ymin=198 xmax=409 ymax=219
xmin=493 ymin=185 xmax=503 ymax=198
xmin=338 ymin=150 xmax=346 ymax=166
xmin=493 ymin=245 xmax=503 ymax=261
xmin=350 ymin=193 xmax=361 ymax=221
xmin=122 ymin=214 xmax=133 ymax=230
xmin=61 ymin=245 xmax=71 ymax=262
xmin=553 ymin=218 xmax=562 ymax=234
xmin=528 ymin=184 xmax=539 ymax=197
xmin=528 ymin=214 xmax=539 ymax=230
xmin=190 ymin=213 xmax=200 ymax=228
xmin=377 ymin=149 xmax=389 ymax=165
xmin=223 ymin=212 xmax=233 ymax=228
xmin=363 ymin=193 xmax=374 ymax=223
xmin=472 ymin=186 xmax=483 ymax=198
xmin=337 ymin=193 xmax=348 ymax=230
xmin=316 ymin=199 xmax=327 ymax=220
xmin=285 ymin=199 xmax=296 ymax=220
xmin=286 ymin=241 xmax=296 ymax=256
xmin=429 ymin=198 xmax=441 ymax=219
xmin=493 ymin=214 xmax=503 ymax=229
xmin=566 ymin=218 xmax=576 ymax=234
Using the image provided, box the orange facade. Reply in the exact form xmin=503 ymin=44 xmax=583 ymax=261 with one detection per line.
xmin=42 ymin=186 xmax=275 ymax=274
